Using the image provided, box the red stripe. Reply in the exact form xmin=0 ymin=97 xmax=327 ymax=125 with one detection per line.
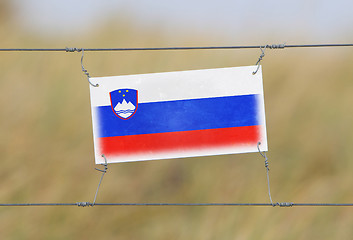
xmin=99 ymin=125 xmax=260 ymax=156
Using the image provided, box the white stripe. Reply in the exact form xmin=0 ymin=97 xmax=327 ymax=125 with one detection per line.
xmin=89 ymin=66 xmax=263 ymax=107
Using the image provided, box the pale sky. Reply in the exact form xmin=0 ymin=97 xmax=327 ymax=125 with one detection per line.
xmin=10 ymin=0 xmax=353 ymax=42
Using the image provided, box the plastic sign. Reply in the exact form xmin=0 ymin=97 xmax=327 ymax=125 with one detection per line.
xmin=89 ymin=66 xmax=268 ymax=164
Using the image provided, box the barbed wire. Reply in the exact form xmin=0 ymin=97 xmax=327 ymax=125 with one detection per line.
xmin=0 ymin=43 xmax=352 ymax=52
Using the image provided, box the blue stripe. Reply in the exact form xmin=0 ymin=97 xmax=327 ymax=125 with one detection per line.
xmin=96 ymin=94 xmax=259 ymax=138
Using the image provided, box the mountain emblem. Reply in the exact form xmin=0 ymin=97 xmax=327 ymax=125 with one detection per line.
xmin=109 ymin=89 xmax=138 ymax=119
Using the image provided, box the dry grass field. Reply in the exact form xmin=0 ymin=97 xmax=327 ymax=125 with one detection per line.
xmin=1 ymin=10 xmax=353 ymax=240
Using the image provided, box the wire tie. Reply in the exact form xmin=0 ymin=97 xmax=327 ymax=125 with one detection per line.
xmin=80 ymin=49 xmax=99 ymax=87
xmin=92 ymin=155 xmax=109 ymax=206
xmin=76 ymin=202 xmax=92 ymax=207
xmin=267 ymin=43 xmax=286 ymax=49
xmin=252 ymin=43 xmax=285 ymax=75
xmin=95 ymin=154 xmax=108 ymax=173
xmin=257 ymin=142 xmax=270 ymax=171
xmin=252 ymin=45 xmax=267 ymax=75
xmin=65 ymin=47 xmax=82 ymax=52
xmin=257 ymin=142 xmax=274 ymax=205
xmin=276 ymin=202 xmax=294 ymax=207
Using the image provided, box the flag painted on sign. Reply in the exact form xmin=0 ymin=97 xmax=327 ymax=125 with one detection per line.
xmin=109 ymin=88 xmax=138 ymax=119
xmin=89 ymin=66 xmax=268 ymax=164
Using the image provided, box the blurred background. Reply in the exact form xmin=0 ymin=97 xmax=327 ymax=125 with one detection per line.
xmin=1 ymin=0 xmax=353 ymax=239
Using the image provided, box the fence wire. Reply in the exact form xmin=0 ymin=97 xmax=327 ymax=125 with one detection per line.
xmin=1 ymin=202 xmax=353 ymax=207
xmin=0 ymin=43 xmax=352 ymax=52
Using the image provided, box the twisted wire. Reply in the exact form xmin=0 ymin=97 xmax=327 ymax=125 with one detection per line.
xmin=257 ymin=142 xmax=274 ymax=205
xmin=92 ymin=155 xmax=108 ymax=206
xmin=80 ymin=49 xmax=98 ymax=87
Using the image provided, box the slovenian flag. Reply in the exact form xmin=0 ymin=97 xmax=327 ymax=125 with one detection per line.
xmin=89 ymin=66 xmax=267 ymax=164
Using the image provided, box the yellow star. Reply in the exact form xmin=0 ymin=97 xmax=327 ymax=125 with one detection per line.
xmin=126 ymin=90 xmax=129 ymax=92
